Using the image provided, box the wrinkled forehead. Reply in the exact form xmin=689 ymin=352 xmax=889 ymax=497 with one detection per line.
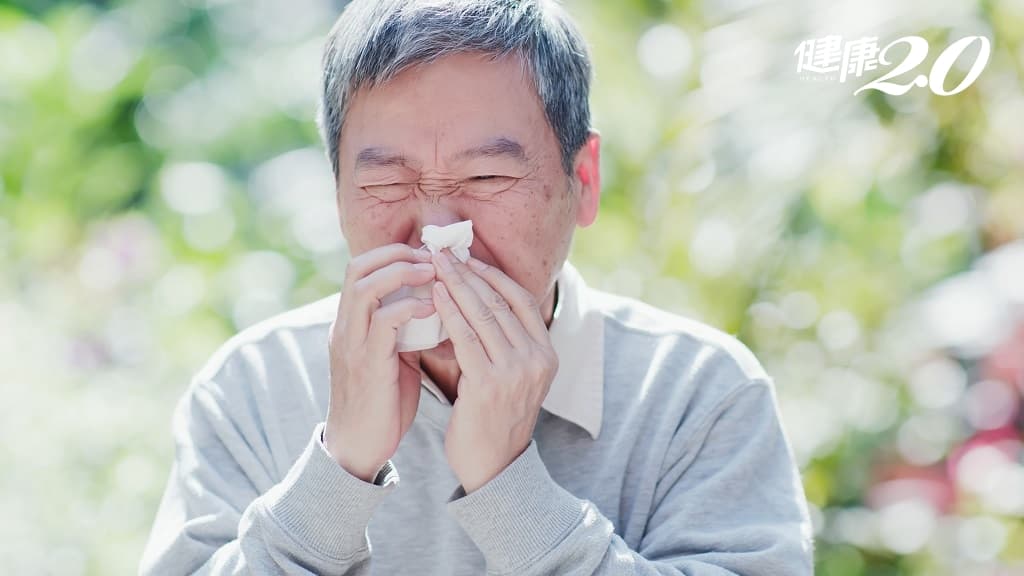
xmin=338 ymin=52 xmax=556 ymax=171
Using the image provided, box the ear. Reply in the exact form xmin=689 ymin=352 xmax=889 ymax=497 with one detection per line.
xmin=572 ymin=131 xmax=601 ymax=228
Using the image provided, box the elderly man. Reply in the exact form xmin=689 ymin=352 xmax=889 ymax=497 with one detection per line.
xmin=141 ymin=0 xmax=813 ymax=574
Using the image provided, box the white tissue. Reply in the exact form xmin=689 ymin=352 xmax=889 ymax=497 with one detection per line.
xmin=381 ymin=220 xmax=474 ymax=352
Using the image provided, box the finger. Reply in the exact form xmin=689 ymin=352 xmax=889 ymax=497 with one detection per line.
xmin=432 ymin=249 xmax=511 ymax=360
xmin=346 ymin=261 xmax=436 ymax=345
xmin=433 ymin=281 xmax=491 ymax=375
xmin=449 ymin=255 xmax=531 ymax=350
xmin=365 ymin=296 xmax=435 ymax=357
xmin=340 ymin=243 xmax=431 ymax=340
xmin=466 ymin=256 xmax=548 ymax=343
xmin=344 ymin=243 xmax=432 ymax=293
xmin=397 ymin=351 xmax=423 ymax=437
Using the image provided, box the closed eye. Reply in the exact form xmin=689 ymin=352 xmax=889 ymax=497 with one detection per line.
xmin=462 ymin=175 xmax=519 ymax=197
xmin=361 ymin=183 xmax=414 ymax=203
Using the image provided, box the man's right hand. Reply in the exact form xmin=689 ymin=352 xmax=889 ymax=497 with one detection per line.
xmin=323 ymin=243 xmax=436 ymax=482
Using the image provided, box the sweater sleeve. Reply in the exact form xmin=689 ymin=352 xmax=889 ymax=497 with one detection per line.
xmin=139 ymin=380 xmax=398 ymax=575
xmin=445 ymin=379 xmax=813 ymax=575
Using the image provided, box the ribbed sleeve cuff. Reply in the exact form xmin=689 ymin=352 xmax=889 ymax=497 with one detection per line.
xmin=446 ymin=441 xmax=584 ymax=572
xmin=261 ymin=423 xmax=399 ymax=561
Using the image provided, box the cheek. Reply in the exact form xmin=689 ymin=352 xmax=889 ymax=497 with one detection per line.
xmin=529 ymin=182 xmax=573 ymax=247
xmin=469 ymin=198 xmax=536 ymax=248
xmin=341 ymin=198 xmax=414 ymax=253
xmin=472 ymin=195 xmax=569 ymax=285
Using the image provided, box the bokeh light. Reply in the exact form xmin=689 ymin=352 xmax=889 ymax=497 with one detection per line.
xmin=1 ymin=0 xmax=1022 ymax=574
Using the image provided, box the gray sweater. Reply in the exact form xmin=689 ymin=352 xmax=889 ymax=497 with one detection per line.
xmin=141 ymin=261 xmax=813 ymax=575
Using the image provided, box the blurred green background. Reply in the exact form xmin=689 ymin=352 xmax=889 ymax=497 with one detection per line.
xmin=2 ymin=0 xmax=1023 ymax=573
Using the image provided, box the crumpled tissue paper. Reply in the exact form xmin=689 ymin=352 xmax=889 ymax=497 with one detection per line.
xmin=381 ymin=220 xmax=474 ymax=352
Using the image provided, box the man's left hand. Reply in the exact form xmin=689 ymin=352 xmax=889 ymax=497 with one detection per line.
xmin=431 ymin=250 xmax=558 ymax=494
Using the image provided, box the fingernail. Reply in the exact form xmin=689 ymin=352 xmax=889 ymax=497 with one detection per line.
xmin=414 ymin=262 xmax=434 ymax=272
xmin=468 ymin=257 xmax=486 ymax=272
xmin=414 ymin=247 xmax=433 ymax=261
xmin=434 ymin=282 xmax=449 ymax=300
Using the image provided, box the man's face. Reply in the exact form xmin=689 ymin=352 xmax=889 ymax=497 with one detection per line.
xmin=335 ymin=51 xmax=598 ymax=314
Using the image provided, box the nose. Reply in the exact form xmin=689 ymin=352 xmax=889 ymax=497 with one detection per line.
xmin=407 ymin=192 xmax=465 ymax=246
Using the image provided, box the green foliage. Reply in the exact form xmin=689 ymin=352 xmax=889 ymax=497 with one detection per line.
xmin=1 ymin=0 xmax=1022 ymax=573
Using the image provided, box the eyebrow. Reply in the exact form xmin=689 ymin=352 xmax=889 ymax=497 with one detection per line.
xmin=453 ymin=137 xmax=528 ymax=164
xmin=355 ymin=137 xmax=528 ymax=172
xmin=355 ymin=147 xmax=412 ymax=171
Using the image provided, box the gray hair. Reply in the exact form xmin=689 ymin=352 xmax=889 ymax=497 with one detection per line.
xmin=316 ymin=0 xmax=593 ymax=183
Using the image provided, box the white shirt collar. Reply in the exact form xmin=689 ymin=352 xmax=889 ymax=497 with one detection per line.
xmin=419 ymin=260 xmax=604 ymax=439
